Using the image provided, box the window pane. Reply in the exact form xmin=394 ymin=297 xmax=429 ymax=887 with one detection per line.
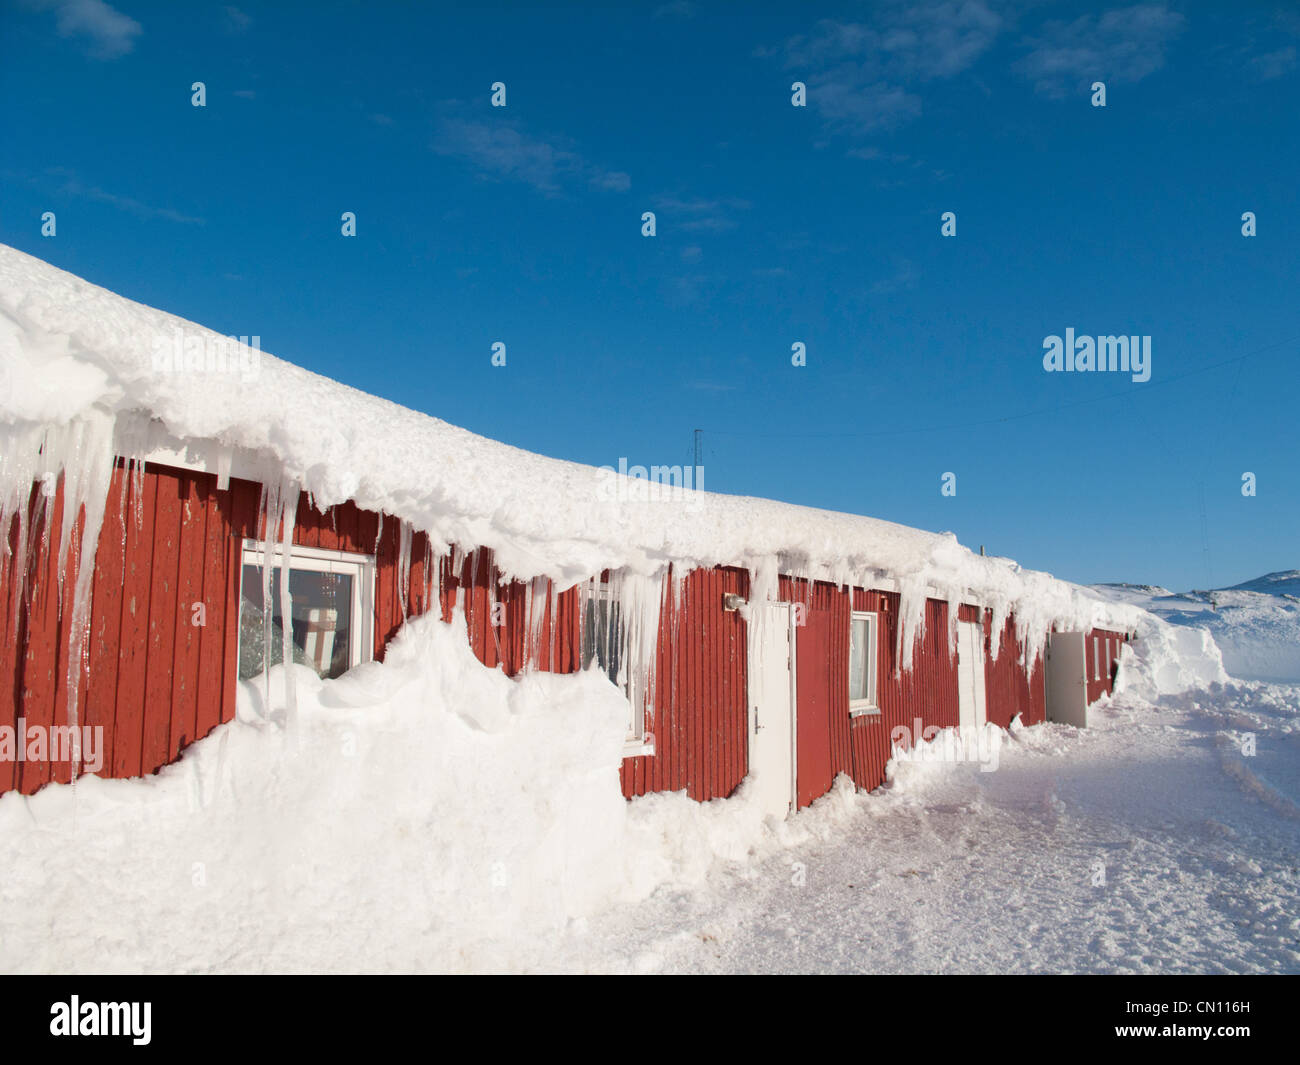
xmin=581 ymin=593 xmax=622 ymax=687
xmin=239 ymin=564 xmax=355 ymax=680
xmin=849 ymin=616 xmax=869 ymax=702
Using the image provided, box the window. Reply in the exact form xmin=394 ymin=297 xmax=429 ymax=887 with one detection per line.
xmin=580 ymin=582 xmax=622 ymax=688
xmin=580 ymin=581 xmax=652 ymax=755
xmin=1093 ymin=636 xmax=1100 ymax=680
xmin=849 ymin=611 xmax=879 ymax=715
xmin=238 ymin=541 xmax=375 ymax=681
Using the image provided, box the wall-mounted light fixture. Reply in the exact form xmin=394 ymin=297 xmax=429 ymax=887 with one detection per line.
xmin=723 ymin=593 xmax=746 ymax=612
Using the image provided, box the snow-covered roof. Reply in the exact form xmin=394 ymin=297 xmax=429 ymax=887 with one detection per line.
xmin=0 ymin=243 xmax=1138 ymax=661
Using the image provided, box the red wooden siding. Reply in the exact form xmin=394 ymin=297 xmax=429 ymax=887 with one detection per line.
xmin=849 ymin=592 xmax=962 ymax=795
xmin=1 ymin=463 xmax=244 ymax=792
xmin=983 ymin=613 xmax=1048 ymax=729
xmin=0 ymin=463 xmax=582 ymax=797
xmin=1085 ymin=628 xmax=1127 ymax=705
xmin=622 ymin=575 xmax=981 ymax=807
xmin=4 ymin=461 xmax=1076 ymax=812
xmin=619 ymin=566 xmax=749 ymax=802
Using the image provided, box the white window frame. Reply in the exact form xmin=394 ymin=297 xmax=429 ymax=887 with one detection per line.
xmin=580 ymin=580 xmax=654 ymax=759
xmin=238 ymin=539 xmax=376 ymax=678
xmin=1093 ymin=636 xmax=1100 ymax=680
xmin=848 ymin=610 xmax=880 ymax=717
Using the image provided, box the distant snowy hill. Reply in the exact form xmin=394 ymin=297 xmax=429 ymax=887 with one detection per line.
xmin=1223 ymin=571 xmax=1300 ymax=597
xmin=1094 ymin=571 xmax=1300 ymax=683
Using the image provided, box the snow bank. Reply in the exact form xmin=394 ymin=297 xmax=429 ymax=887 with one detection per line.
xmin=0 ymin=243 xmax=1138 ymax=690
xmin=0 ymin=608 xmax=864 ymax=972
xmin=1114 ymin=614 xmax=1230 ymax=700
xmin=1095 ymin=577 xmax=1300 ymax=684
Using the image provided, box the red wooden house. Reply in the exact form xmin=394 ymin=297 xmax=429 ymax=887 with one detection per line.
xmin=0 ymin=247 xmax=1135 ymax=814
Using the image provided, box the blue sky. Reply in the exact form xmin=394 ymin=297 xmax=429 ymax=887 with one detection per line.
xmin=2 ymin=0 xmax=1297 ymax=591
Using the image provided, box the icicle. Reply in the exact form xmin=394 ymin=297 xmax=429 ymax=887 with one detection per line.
xmin=487 ymin=572 xmax=504 ymax=665
xmin=423 ymin=537 xmax=435 ymax=615
xmin=894 ymin=572 xmax=929 ymax=675
xmin=527 ymin=575 xmax=548 ymax=671
xmin=0 ymin=425 xmax=47 ymax=632
xmin=447 ymin=544 xmax=465 ymax=616
xmin=988 ymin=600 xmax=1010 ymax=662
xmin=396 ymin=520 xmax=412 ymax=619
xmin=0 ymin=415 xmax=116 ymax=783
xmin=277 ymin=479 xmax=300 ymax=735
xmin=257 ymin=480 xmax=272 ymax=719
xmin=946 ymin=588 xmax=962 ymax=660
xmin=58 ymin=417 xmax=115 ymax=783
xmin=257 ymin=475 xmax=302 ymax=732
xmin=595 ymin=567 xmax=668 ymax=732
xmin=112 ymin=415 xmax=150 ymax=536
xmin=546 ymin=578 xmax=557 ymax=671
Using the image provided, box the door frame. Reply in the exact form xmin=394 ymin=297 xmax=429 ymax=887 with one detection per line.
xmin=747 ymin=600 xmax=798 ymax=816
xmin=956 ymin=618 xmax=988 ymax=732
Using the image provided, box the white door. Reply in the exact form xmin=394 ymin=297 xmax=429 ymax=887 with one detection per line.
xmin=748 ymin=602 xmax=796 ymax=818
xmin=956 ymin=620 xmax=987 ymax=733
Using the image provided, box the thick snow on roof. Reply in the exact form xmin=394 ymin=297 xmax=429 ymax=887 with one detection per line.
xmin=0 ymin=243 xmax=1136 ymax=655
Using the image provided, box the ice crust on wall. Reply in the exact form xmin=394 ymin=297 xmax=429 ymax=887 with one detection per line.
xmin=0 ymin=243 xmax=1140 ymax=714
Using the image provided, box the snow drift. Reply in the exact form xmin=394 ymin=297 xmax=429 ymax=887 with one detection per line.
xmin=0 ymin=608 xmax=861 ymax=973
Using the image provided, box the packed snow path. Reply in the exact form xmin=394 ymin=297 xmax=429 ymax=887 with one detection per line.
xmin=554 ymin=682 xmax=1300 ymax=974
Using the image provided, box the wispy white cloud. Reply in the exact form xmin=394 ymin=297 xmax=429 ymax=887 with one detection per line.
xmin=1237 ymin=8 xmax=1299 ymax=81
xmin=654 ymin=1 xmax=695 ymax=18
xmin=223 ymin=5 xmax=251 ymax=33
xmin=1016 ymin=4 xmax=1185 ymax=98
xmin=776 ymin=1 xmax=1004 ymax=135
xmin=652 ymin=194 xmax=751 ymax=232
xmin=49 ymin=168 xmax=204 ymax=224
xmin=1248 ymin=45 xmax=1296 ymax=80
xmin=869 ymin=258 xmax=919 ymax=296
xmin=25 ymin=0 xmax=142 ymax=60
xmin=433 ymin=117 xmax=629 ymax=195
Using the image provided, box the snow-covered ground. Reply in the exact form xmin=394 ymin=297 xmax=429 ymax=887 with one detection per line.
xmin=535 ymin=597 xmax=1300 ymax=973
xmin=2 ymin=580 xmax=1296 ymax=974
xmin=548 ymin=677 xmax=1300 ymax=974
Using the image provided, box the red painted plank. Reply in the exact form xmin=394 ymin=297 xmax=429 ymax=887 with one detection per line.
xmin=795 ymin=587 xmax=833 ymax=809
xmin=84 ymin=465 xmax=129 ymax=781
xmin=141 ymin=467 xmax=183 ymax=775
xmin=167 ymin=473 xmax=206 ymax=758
xmin=18 ymin=483 xmax=66 ymax=793
xmin=196 ymin=476 xmax=232 ymax=740
xmin=111 ymin=468 xmax=157 ymax=780
xmin=0 ymin=508 xmax=22 ymax=794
